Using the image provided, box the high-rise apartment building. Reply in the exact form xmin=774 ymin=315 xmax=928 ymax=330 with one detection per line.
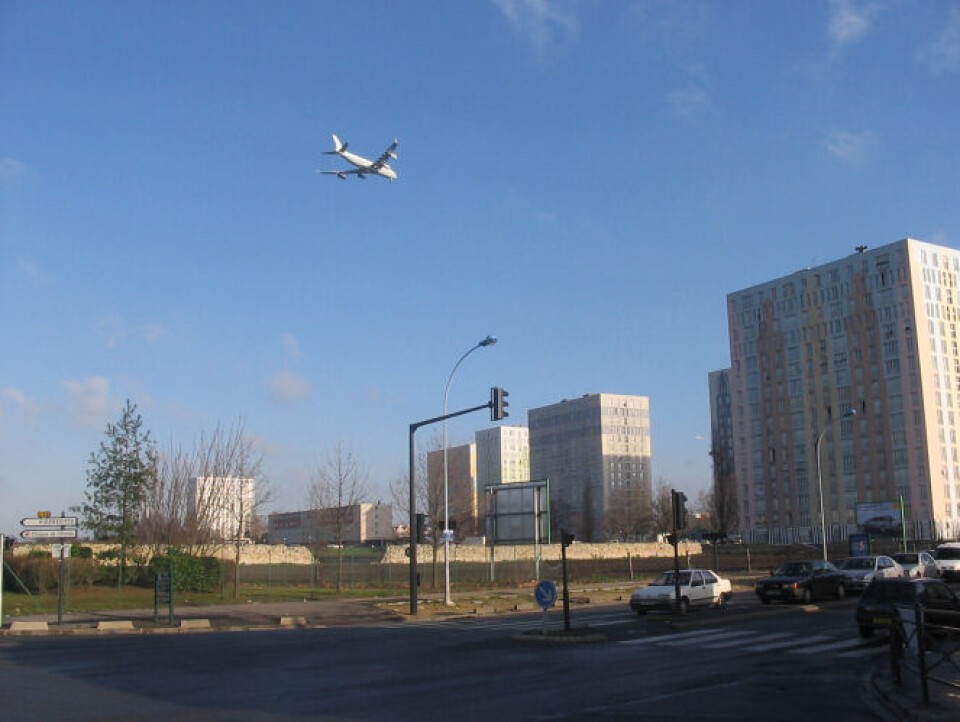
xmin=528 ymin=393 xmax=652 ymax=541
xmin=427 ymin=443 xmax=479 ymax=537
xmin=476 ymin=425 xmax=530 ymax=489
xmin=188 ymin=476 xmax=256 ymax=541
xmin=726 ymin=238 xmax=960 ymax=542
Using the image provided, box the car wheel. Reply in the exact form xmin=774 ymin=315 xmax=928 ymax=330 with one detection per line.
xmin=716 ymin=593 xmax=729 ymax=610
xmin=800 ymin=588 xmax=812 ymax=604
xmin=835 ymin=583 xmax=846 ymax=600
xmin=679 ymin=598 xmax=690 ymax=615
xmin=859 ymin=625 xmax=874 ymax=639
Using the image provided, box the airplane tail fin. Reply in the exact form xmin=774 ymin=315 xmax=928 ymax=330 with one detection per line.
xmin=324 ymin=134 xmax=347 ymax=155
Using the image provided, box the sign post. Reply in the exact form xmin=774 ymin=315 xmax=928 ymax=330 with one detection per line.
xmin=534 ymin=579 xmax=557 ymax=634
xmin=20 ymin=513 xmax=78 ymax=627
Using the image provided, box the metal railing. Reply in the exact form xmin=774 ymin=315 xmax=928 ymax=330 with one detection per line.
xmin=890 ymin=603 xmax=960 ymax=705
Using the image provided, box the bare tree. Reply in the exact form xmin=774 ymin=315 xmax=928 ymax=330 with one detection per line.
xmin=650 ymin=478 xmax=674 ymax=537
xmin=308 ymin=442 xmax=370 ymax=593
xmin=388 ymin=433 xmax=445 ymax=589
xmin=709 ymin=444 xmax=739 ymax=538
xmin=604 ymin=485 xmax=651 ymax=541
xmin=139 ymin=419 xmax=270 ymax=599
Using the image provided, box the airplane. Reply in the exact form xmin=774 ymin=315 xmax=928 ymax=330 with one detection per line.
xmin=319 ymin=134 xmax=399 ymax=180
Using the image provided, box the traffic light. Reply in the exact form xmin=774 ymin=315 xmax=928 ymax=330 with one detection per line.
xmin=491 ymin=386 xmax=510 ymax=421
xmin=671 ymin=489 xmax=687 ymax=532
xmin=561 ymin=531 xmax=576 ymax=548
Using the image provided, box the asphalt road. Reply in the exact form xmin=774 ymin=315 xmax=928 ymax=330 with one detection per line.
xmin=0 ymin=594 xmax=903 ymax=721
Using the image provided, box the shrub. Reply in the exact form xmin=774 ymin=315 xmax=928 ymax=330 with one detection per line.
xmin=150 ymin=551 xmax=222 ymax=593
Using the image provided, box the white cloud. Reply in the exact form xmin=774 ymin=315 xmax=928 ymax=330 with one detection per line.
xmin=61 ymin=376 xmax=111 ymax=427
xmin=925 ymin=6 xmax=960 ymax=73
xmin=666 ymin=87 xmax=707 ymax=116
xmin=0 ymin=158 xmax=29 ymax=188
xmin=142 ymin=324 xmax=165 ymax=344
xmin=826 ymin=129 xmax=877 ymax=164
xmin=270 ymin=370 xmax=311 ymax=403
xmin=1 ymin=387 xmax=41 ymax=424
xmin=493 ymin=0 xmax=581 ymax=56
xmin=827 ymin=0 xmax=880 ymax=48
xmin=282 ymin=333 xmax=303 ymax=360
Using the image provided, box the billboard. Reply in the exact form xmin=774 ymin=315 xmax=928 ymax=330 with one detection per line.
xmin=484 ymin=480 xmax=549 ymax=544
xmin=855 ymin=501 xmax=902 ymax=536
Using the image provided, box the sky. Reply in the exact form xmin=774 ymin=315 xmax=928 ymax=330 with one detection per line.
xmin=2 ymin=1 xmax=960 ymax=536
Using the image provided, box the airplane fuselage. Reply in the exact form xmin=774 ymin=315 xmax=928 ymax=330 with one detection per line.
xmin=335 ymin=150 xmax=397 ymax=180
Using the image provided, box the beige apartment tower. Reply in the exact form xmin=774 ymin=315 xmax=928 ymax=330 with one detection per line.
xmin=528 ymin=393 xmax=652 ymax=541
xmin=726 ymin=238 xmax=960 ymax=543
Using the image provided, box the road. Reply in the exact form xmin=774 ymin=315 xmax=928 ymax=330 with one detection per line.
xmin=0 ymin=594 xmax=899 ymax=721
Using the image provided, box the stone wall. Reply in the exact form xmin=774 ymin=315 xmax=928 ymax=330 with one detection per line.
xmin=379 ymin=541 xmax=702 ymax=565
xmin=12 ymin=542 xmax=314 ymax=565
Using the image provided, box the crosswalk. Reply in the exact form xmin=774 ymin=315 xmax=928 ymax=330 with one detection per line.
xmin=619 ymin=626 xmax=887 ymax=658
xmin=387 ymin=614 xmax=888 ymax=659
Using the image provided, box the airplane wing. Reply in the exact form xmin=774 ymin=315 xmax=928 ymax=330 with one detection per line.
xmin=319 ymin=169 xmax=365 ymax=179
xmin=370 ymin=140 xmax=399 ymax=171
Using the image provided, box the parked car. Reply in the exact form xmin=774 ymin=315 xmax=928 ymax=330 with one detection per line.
xmin=629 ymin=569 xmax=732 ymax=615
xmin=892 ymin=552 xmax=938 ymax=579
xmin=934 ymin=542 xmax=960 ymax=582
xmin=837 ymin=555 xmax=904 ymax=593
xmin=755 ymin=559 xmax=847 ymax=604
xmin=855 ymin=577 xmax=960 ymax=638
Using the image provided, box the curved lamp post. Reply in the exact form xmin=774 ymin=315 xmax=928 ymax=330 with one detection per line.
xmin=815 ymin=408 xmax=856 ymax=560
xmin=443 ymin=335 xmax=497 ymax=606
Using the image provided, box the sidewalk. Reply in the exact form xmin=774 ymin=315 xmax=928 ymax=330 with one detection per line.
xmin=871 ymin=656 xmax=960 ymax=721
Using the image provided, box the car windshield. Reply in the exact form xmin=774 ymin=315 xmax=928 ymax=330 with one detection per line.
xmin=775 ymin=562 xmax=812 ymax=576
xmin=841 ymin=558 xmax=874 ymax=570
xmin=937 ymin=546 xmax=960 ymax=560
xmin=894 ymin=554 xmax=918 ymax=565
xmin=651 ymin=571 xmax=691 ymax=586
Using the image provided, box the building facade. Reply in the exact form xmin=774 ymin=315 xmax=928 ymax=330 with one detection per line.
xmin=476 ymin=426 xmax=530 ymax=489
xmin=188 ymin=476 xmax=256 ymax=541
xmin=267 ymin=502 xmax=395 ymax=545
xmin=528 ymin=393 xmax=653 ymax=541
xmin=427 ymin=443 xmax=479 ymax=537
xmin=726 ymin=238 xmax=960 ymax=543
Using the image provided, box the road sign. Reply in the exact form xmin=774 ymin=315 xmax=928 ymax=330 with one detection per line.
xmin=50 ymin=544 xmax=72 ymax=558
xmin=21 ymin=516 xmax=78 ymax=527
xmin=20 ymin=528 xmax=78 ymax=539
xmin=534 ymin=579 xmax=558 ymax=609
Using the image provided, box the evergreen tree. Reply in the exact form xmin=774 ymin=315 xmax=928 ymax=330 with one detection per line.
xmin=81 ymin=399 xmax=157 ymax=586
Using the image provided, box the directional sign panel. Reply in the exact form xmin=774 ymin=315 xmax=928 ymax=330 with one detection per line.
xmin=21 ymin=516 xmax=78 ymax=527
xmin=21 ymin=528 xmax=78 ymax=539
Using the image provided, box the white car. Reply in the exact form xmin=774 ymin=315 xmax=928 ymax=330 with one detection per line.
xmin=892 ymin=551 xmax=938 ymax=579
xmin=837 ymin=555 xmax=904 ymax=592
xmin=934 ymin=542 xmax=960 ymax=582
xmin=629 ymin=569 xmax=732 ymax=615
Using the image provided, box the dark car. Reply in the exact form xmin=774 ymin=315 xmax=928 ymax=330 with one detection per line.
xmin=855 ymin=577 xmax=960 ymax=638
xmin=755 ymin=559 xmax=847 ymax=604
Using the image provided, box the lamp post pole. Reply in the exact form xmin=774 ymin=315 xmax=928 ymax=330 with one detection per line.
xmin=442 ymin=336 xmax=497 ymax=606
xmin=815 ymin=408 xmax=856 ymax=560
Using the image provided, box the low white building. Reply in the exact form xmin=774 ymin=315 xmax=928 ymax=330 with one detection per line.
xmin=267 ymin=502 xmax=395 ymax=545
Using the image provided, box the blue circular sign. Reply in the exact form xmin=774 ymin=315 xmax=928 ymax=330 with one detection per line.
xmin=534 ymin=580 xmax=558 ymax=609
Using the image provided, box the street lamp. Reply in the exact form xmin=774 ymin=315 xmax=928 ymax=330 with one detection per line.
xmin=443 ymin=335 xmax=497 ymax=606
xmin=815 ymin=408 xmax=856 ymax=560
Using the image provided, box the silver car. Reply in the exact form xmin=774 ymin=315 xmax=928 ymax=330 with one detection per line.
xmin=892 ymin=551 xmax=938 ymax=579
xmin=837 ymin=555 xmax=904 ymax=592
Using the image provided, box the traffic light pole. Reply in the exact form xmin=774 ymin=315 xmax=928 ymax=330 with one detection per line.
xmin=409 ymin=400 xmax=492 ymax=616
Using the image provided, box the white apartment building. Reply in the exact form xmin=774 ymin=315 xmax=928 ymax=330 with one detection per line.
xmin=476 ymin=425 xmax=530 ymax=489
xmin=528 ymin=393 xmax=653 ymax=541
xmin=188 ymin=476 xmax=256 ymax=541
xmin=726 ymin=238 xmax=960 ymax=543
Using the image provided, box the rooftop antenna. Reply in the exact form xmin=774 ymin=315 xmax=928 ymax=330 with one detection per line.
xmin=855 ymin=245 xmax=868 ymax=253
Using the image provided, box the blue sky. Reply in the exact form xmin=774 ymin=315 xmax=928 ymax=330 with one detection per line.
xmin=2 ymin=1 xmax=959 ymax=535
